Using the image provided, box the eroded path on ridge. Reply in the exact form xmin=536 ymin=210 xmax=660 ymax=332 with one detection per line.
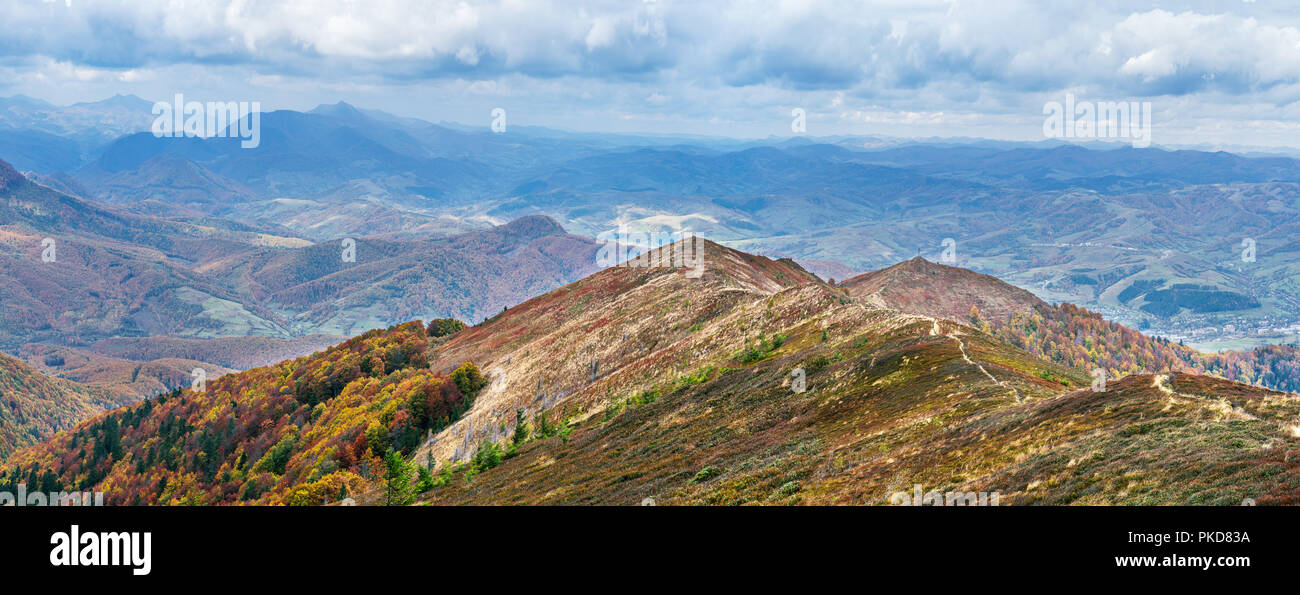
xmin=1152 ymin=374 xmax=1257 ymax=421
xmin=925 ymin=317 xmax=1023 ymax=402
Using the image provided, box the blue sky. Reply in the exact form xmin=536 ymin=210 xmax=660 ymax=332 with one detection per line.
xmin=3 ymin=0 xmax=1300 ymax=149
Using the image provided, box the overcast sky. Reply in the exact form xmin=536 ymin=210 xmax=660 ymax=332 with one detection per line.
xmin=3 ymin=0 xmax=1300 ymax=149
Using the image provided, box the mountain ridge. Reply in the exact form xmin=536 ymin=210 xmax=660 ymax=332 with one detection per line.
xmin=6 ymin=238 xmax=1296 ymax=506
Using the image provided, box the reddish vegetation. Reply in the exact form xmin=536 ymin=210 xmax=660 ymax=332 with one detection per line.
xmin=841 ymin=256 xmax=1043 ymax=323
xmin=1 ymin=322 xmax=485 ymax=505
xmin=3 ymin=238 xmax=1298 ymax=507
xmin=0 ymin=353 xmax=133 ymax=458
xmin=17 ymin=343 xmax=237 ymax=401
xmin=87 ymin=335 xmax=345 ymax=370
xmin=991 ymin=303 xmax=1300 ymax=393
xmin=199 ymin=214 xmax=602 ymax=332
xmin=844 ymin=257 xmax=1300 ymax=394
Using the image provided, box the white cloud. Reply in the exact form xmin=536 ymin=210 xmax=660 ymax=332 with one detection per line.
xmin=585 ymin=18 xmax=616 ymax=50
xmin=1110 ymin=10 xmax=1300 ymax=92
xmin=1 ymin=1 xmax=1299 ymax=147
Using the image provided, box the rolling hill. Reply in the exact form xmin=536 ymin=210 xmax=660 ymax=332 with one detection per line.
xmin=0 ymin=157 xmax=306 ymax=348
xmin=199 ymin=214 xmax=603 ymax=336
xmin=841 ymin=256 xmax=1044 ymax=323
xmin=5 ymin=239 xmax=1296 ymax=505
xmin=16 ymin=343 xmax=237 ymax=402
xmin=843 ymin=256 xmax=1300 ymax=394
xmin=0 ymin=158 xmax=602 ymax=348
xmin=11 ymin=97 xmax=1300 ymax=350
xmin=0 ymin=352 xmax=134 ymax=459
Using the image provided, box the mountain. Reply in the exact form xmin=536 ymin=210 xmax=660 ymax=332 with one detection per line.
xmin=199 ymin=214 xmax=602 ymax=336
xmin=841 ymin=257 xmax=1300 ymax=393
xmin=16 ymin=343 xmax=236 ymax=402
xmin=841 ymin=256 xmax=1044 ymax=323
xmin=5 ymin=240 xmax=1296 ymax=505
xmin=487 ymin=146 xmax=992 ymax=243
xmin=0 ymin=94 xmax=155 ymax=148
xmin=80 ymin=155 xmax=261 ymax=208
xmin=79 ymin=108 xmax=506 ymax=206
xmin=0 ymin=160 xmax=602 ymax=348
xmin=0 ymin=129 xmax=83 ymax=172
xmin=53 ymin=102 xmax=609 ymax=239
xmin=2 ymin=321 xmax=445 ymax=503
xmin=409 ymin=243 xmax=1298 ymax=505
xmin=10 ymin=98 xmax=1300 ymax=348
xmin=0 ymin=352 xmax=133 ymax=458
xmin=854 ymin=144 xmax=1300 ymax=190
xmin=0 ymin=158 xmax=310 ymax=348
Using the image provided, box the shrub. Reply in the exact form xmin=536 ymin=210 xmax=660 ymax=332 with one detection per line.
xmin=675 ymin=365 xmax=715 ymax=389
xmin=415 ymin=465 xmax=436 ymax=493
xmin=690 ymin=466 xmax=722 ymax=484
xmin=451 ymin=362 xmax=488 ymax=400
xmin=427 ymin=318 xmax=467 ymax=338
xmin=806 ymin=353 xmax=832 ymax=372
xmin=737 ymin=333 xmax=787 ymax=364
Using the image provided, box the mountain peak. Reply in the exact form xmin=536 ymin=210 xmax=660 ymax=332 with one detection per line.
xmin=310 ymin=101 xmax=368 ymax=119
xmin=73 ymin=94 xmax=154 ymax=111
xmin=494 ymin=214 xmax=568 ymax=239
xmin=841 ymin=256 xmax=1043 ymax=323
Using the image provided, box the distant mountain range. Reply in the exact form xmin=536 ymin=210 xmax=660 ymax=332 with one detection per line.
xmin=0 ymin=94 xmax=156 ymax=167
xmin=7 ymin=96 xmax=1300 ymax=349
xmin=1 ymin=159 xmax=601 ymax=348
xmin=1 ymin=156 xmax=606 ymax=413
xmin=5 ymin=240 xmax=1296 ymax=505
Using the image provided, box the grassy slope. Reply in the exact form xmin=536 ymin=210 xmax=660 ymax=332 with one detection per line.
xmin=410 ymin=243 xmax=1299 ymax=505
xmin=5 ymin=240 xmax=1297 ymax=505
